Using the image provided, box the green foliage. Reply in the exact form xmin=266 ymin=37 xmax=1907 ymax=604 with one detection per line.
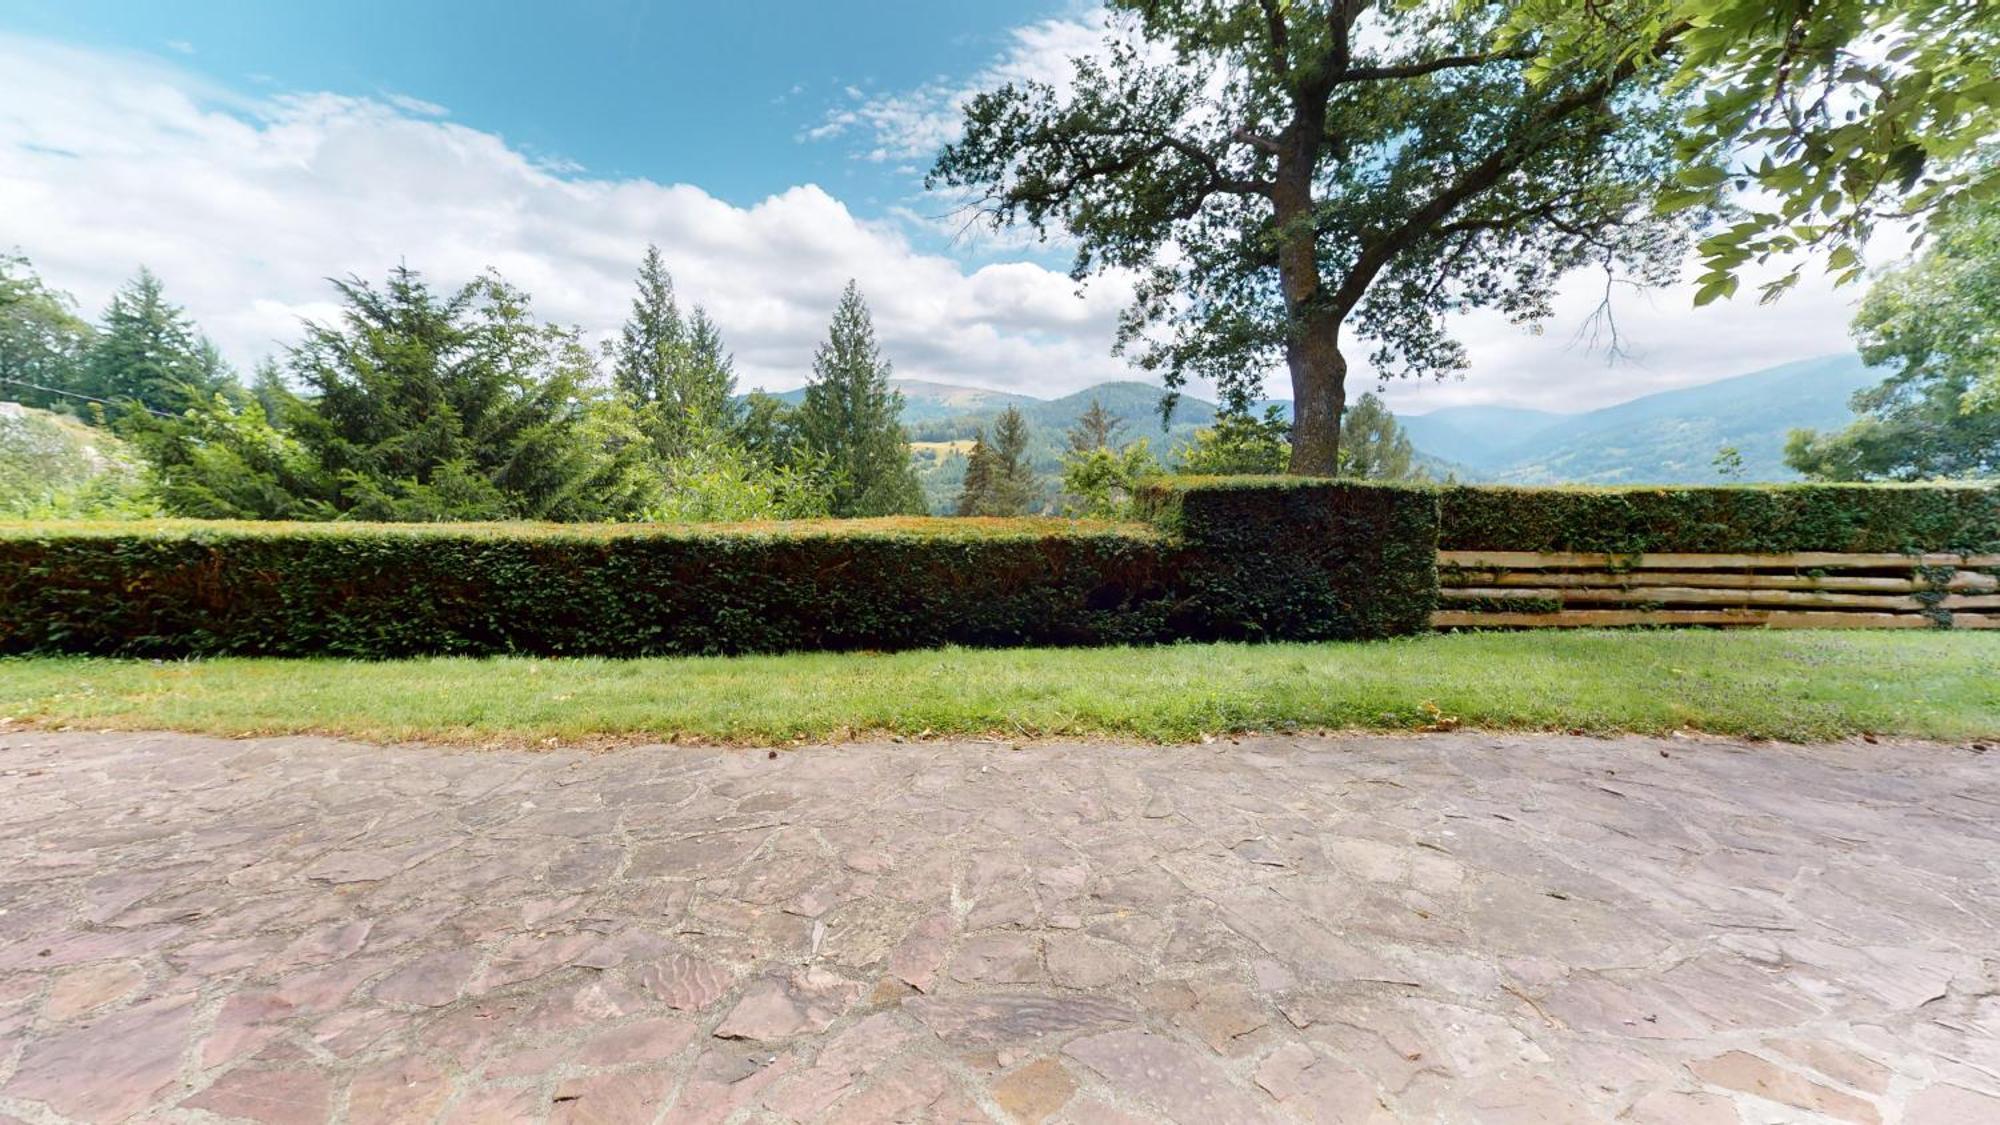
xmin=955 ymin=406 xmax=1035 ymax=516
xmin=0 ymin=519 xmax=1177 ymax=657
xmin=78 ymin=268 xmax=234 ymax=416
xmin=1176 ymin=407 xmax=1290 ymax=475
xmin=1337 ymin=393 xmax=1421 ymax=480
xmin=1060 ymin=439 xmax=1164 ymax=519
xmin=933 ymin=1 xmax=1698 ymax=472
xmin=643 ymin=416 xmax=834 ymax=522
xmin=281 ymin=266 xmax=651 ymax=521
xmin=1509 ymin=0 xmax=2000 ymax=303
xmin=1787 ymin=203 xmax=2000 ymax=480
xmin=1139 ymin=477 xmax=1442 ymax=641
xmin=1438 ymin=483 xmax=2000 ymax=554
xmin=607 ymin=245 xmax=740 ymax=458
xmin=795 ymin=282 xmax=926 ymax=516
xmin=0 ymin=254 xmax=93 ymax=411
xmin=123 ymin=390 xmax=335 ymax=519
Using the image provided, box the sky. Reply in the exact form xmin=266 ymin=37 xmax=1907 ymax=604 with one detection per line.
xmin=0 ymin=1 xmax=1886 ymax=415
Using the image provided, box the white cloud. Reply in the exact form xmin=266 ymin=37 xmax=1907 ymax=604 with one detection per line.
xmin=1 ymin=28 xmax=1894 ymax=419
xmin=808 ymin=11 xmax=1115 ymax=163
xmin=0 ymin=33 xmax=1138 ymax=398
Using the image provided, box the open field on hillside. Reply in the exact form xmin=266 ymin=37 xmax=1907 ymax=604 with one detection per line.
xmin=3 ymin=631 xmax=1993 ymax=746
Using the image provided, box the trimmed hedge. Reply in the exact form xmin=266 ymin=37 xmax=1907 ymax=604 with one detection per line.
xmin=1439 ymin=484 xmax=2000 ymax=555
xmin=8 ymin=481 xmax=1994 ymax=657
xmin=0 ymin=518 xmax=1177 ymax=657
xmin=1139 ymin=477 xmax=1439 ymax=641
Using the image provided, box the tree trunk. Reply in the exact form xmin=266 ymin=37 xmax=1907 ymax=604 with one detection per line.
xmin=1270 ymin=117 xmax=1345 ymax=477
xmin=1287 ymin=330 xmax=1344 ymax=476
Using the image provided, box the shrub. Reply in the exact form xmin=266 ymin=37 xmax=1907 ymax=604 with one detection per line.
xmin=1140 ymin=477 xmax=1439 ymax=641
xmin=1438 ymin=484 xmax=2000 ymax=555
xmin=0 ymin=518 xmax=1175 ymax=657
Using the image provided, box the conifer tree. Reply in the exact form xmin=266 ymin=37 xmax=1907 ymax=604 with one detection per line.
xmin=954 ymin=406 xmax=1037 ymax=516
xmin=607 ymin=245 xmax=738 ymax=455
xmin=1067 ymin=397 xmax=1124 ymax=453
xmin=795 ymin=281 xmax=924 ymax=517
xmin=954 ymin=434 xmax=995 ymax=516
xmin=80 ymin=268 xmax=233 ymax=415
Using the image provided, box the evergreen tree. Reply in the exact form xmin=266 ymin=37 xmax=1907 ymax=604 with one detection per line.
xmin=80 ymin=268 xmax=233 ymax=415
xmin=285 ymin=265 xmax=650 ymax=520
xmin=0 ymin=253 xmax=93 ymax=412
xmin=795 ymin=281 xmax=924 ymax=517
xmin=1067 ymin=397 xmax=1125 ymax=453
xmin=954 ymin=434 xmax=996 ymax=516
xmin=1336 ymin=394 xmax=1419 ymax=481
xmin=954 ymin=407 xmax=1037 ymax=515
xmin=607 ymin=245 xmax=737 ymax=455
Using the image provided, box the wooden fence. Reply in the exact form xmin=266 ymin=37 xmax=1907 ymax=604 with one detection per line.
xmin=1435 ymin=550 xmax=2000 ymax=630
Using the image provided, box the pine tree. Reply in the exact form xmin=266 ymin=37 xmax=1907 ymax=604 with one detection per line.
xmin=795 ymin=281 xmax=924 ymax=517
xmin=954 ymin=407 xmax=1036 ymax=516
xmin=80 ymin=268 xmax=233 ymax=415
xmin=987 ymin=405 xmax=1035 ymax=515
xmin=954 ymin=433 xmax=995 ymax=516
xmin=1067 ymin=398 xmax=1124 ymax=453
xmin=607 ymin=245 xmax=738 ymax=455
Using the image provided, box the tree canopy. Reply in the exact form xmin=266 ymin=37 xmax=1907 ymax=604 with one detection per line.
xmin=1786 ymin=201 xmax=2000 ymax=480
xmin=1509 ymin=0 xmax=2000 ymax=304
xmin=934 ymin=0 xmax=1699 ymax=475
xmin=608 ymin=244 xmax=739 ymax=457
xmin=0 ymin=254 xmax=93 ymax=412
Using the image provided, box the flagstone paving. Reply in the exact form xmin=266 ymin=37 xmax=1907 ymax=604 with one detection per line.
xmin=0 ymin=728 xmax=1996 ymax=1123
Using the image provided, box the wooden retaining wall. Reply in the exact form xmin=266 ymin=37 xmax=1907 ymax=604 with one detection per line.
xmin=1434 ymin=550 xmax=2000 ymax=630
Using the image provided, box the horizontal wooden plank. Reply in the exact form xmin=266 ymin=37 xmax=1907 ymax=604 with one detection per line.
xmin=1434 ymin=609 xmax=1773 ymax=628
xmin=1941 ymin=594 xmax=2000 ymax=610
xmin=1440 ymin=586 xmax=1926 ymax=610
xmin=1965 ymin=555 xmax=2000 ymax=567
xmin=1433 ymin=608 xmax=1938 ymax=629
xmin=1441 ymin=571 xmax=1923 ymax=592
xmin=1948 ymin=571 xmax=2000 ymax=592
xmin=1439 ymin=550 xmax=1964 ymax=570
xmin=1952 ymin=613 xmax=2000 ymax=629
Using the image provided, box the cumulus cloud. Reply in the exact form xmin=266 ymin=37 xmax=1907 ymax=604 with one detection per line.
xmin=0 ymin=33 xmax=1139 ymax=397
xmin=3 ymin=27 xmax=1890 ymax=416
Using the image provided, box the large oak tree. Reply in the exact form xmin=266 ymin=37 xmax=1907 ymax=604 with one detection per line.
xmin=933 ymin=1 xmax=1698 ymax=475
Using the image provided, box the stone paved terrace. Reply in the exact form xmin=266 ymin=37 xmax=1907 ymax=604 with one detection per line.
xmin=0 ymin=730 xmax=1996 ymax=1124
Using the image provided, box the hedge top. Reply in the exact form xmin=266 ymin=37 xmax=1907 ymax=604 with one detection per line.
xmin=0 ymin=515 xmax=1163 ymax=545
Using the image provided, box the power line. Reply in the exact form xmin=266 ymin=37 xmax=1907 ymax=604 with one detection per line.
xmin=0 ymin=376 xmax=175 ymax=418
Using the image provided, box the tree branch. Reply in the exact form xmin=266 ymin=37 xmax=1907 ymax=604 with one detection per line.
xmin=1336 ymin=48 xmax=1535 ymax=84
xmin=1258 ymin=0 xmax=1292 ymax=82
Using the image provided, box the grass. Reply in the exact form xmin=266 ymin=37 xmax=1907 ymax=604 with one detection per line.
xmin=1 ymin=631 xmax=1995 ymax=746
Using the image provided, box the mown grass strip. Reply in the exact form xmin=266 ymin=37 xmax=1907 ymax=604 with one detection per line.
xmin=2 ymin=631 xmax=1994 ymax=746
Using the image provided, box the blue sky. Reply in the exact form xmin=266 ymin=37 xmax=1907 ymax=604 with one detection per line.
xmin=0 ymin=2 xmax=1867 ymax=410
xmin=2 ymin=0 xmax=1028 ymax=207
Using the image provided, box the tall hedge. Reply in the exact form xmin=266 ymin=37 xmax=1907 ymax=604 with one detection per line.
xmin=1139 ymin=477 xmax=1440 ymax=641
xmin=0 ymin=480 xmax=1443 ymax=657
xmin=0 ymin=519 xmax=1176 ymax=657
xmin=1438 ymin=484 xmax=2000 ymax=555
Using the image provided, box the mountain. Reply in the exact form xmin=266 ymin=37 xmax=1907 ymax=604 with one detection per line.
xmin=754 ymin=378 xmax=1037 ymax=426
xmin=1465 ymin=354 xmax=1877 ymax=484
xmin=748 ymin=353 xmax=1884 ymax=501
xmin=1398 ymin=405 xmax=1568 ymax=471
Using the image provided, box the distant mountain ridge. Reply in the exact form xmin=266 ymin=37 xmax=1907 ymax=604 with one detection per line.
xmin=746 ymin=353 xmax=1878 ymax=485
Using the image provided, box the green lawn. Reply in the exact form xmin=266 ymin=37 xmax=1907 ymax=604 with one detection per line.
xmin=2 ymin=631 xmax=1994 ymax=746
